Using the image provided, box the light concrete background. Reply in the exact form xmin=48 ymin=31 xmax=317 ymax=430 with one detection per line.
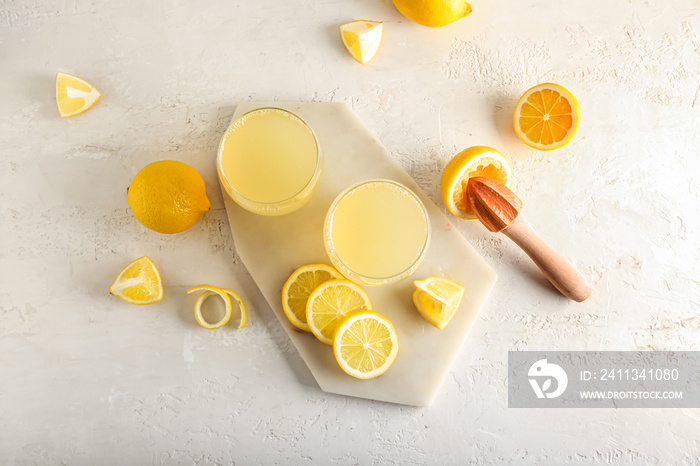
xmin=1 ymin=0 xmax=699 ymax=464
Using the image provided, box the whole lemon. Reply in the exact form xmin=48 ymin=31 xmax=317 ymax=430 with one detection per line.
xmin=127 ymin=160 xmax=210 ymax=234
xmin=392 ymin=0 xmax=472 ymax=27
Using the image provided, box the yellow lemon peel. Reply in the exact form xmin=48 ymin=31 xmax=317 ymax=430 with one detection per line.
xmin=187 ymin=284 xmax=246 ymax=329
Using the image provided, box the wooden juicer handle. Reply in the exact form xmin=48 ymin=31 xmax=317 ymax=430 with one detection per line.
xmin=466 ymin=177 xmax=591 ymax=302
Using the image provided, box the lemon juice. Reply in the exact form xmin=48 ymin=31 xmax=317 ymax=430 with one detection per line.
xmin=324 ymin=180 xmax=430 ymax=286
xmin=218 ymin=107 xmax=322 ymax=216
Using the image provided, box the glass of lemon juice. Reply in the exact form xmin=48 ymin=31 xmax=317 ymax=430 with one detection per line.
xmin=324 ymin=179 xmax=431 ymax=286
xmin=217 ymin=107 xmax=323 ymax=216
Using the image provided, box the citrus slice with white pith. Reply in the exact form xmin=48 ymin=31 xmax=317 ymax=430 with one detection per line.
xmin=282 ymin=264 xmax=342 ymax=332
xmin=513 ymin=82 xmax=580 ymax=151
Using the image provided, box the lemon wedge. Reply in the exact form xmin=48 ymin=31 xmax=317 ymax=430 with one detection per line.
xmin=109 ymin=256 xmax=164 ymax=305
xmin=306 ymin=279 xmax=372 ymax=344
xmin=412 ymin=276 xmax=465 ymax=329
xmin=282 ymin=264 xmax=342 ymax=332
xmin=333 ymin=310 xmax=398 ymax=379
xmin=187 ymin=285 xmax=246 ymax=330
xmin=440 ymin=146 xmax=512 ymax=220
xmin=55 ymin=72 xmax=101 ymax=118
xmin=339 ymin=20 xmax=383 ymax=64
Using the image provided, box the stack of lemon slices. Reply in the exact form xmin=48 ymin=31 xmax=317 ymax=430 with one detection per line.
xmin=282 ymin=264 xmax=399 ymax=379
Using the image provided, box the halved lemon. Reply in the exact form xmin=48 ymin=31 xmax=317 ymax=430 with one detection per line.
xmin=187 ymin=285 xmax=246 ymax=330
xmin=333 ymin=310 xmax=398 ymax=379
xmin=109 ymin=256 xmax=163 ymax=305
xmin=513 ymin=82 xmax=580 ymax=151
xmin=55 ymin=72 xmax=101 ymax=118
xmin=440 ymin=146 xmax=512 ymax=220
xmin=282 ymin=264 xmax=342 ymax=332
xmin=413 ymin=276 xmax=465 ymax=329
xmin=339 ymin=20 xmax=383 ymax=64
xmin=306 ymin=279 xmax=372 ymax=345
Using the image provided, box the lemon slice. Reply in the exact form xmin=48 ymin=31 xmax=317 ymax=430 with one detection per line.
xmin=282 ymin=264 xmax=342 ymax=332
xmin=306 ymin=279 xmax=372 ymax=344
xmin=412 ymin=277 xmax=465 ymax=329
xmin=440 ymin=146 xmax=512 ymax=220
xmin=187 ymin=285 xmax=246 ymax=329
xmin=339 ymin=20 xmax=383 ymax=64
xmin=55 ymin=72 xmax=101 ymax=118
xmin=109 ymin=256 xmax=164 ymax=305
xmin=513 ymin=82 xmax=580 ymax=151
xmin=333 ymin=310 xmax=398 ymax=379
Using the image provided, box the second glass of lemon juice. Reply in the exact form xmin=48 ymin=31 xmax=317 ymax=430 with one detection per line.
xmin=324 ymin=179 xmax=431 ymax=286
xmin=217 ymin=107 xmax=323 ymax=216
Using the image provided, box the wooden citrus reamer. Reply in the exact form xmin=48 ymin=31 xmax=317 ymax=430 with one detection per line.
xmin=465 ymin=176 xmax=591 ymax=302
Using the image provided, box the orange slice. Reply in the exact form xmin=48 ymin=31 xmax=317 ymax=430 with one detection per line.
xmin=513 ymin=83 xmax=580 ymax=151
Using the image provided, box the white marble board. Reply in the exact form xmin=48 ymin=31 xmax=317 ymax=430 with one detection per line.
xmin=220 ymin=101 xmax=497 ymax=407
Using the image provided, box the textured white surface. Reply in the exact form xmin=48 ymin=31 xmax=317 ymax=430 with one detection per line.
xmin=222 ymin=102 xmax=496 ymax=407
xmin=1 ymin=0 xmax=699 ymax=464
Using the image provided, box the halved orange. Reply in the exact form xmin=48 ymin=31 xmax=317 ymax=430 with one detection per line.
xmin=513 ymin=83 xmax=580 ymax=151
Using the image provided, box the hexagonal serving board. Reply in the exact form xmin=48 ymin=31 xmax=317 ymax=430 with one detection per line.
xmin=221 ymin=102 xmax=497 ymax=407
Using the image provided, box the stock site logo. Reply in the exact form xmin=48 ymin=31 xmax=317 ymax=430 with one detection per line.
xmin=528 ymin=359 xmax=568 ymax=399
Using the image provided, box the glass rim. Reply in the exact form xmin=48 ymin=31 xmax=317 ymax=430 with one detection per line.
xmin=217 ymin=106 xmax=322 ymax=206
xmin=324 ymin=179 xmax=431 ymax=283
